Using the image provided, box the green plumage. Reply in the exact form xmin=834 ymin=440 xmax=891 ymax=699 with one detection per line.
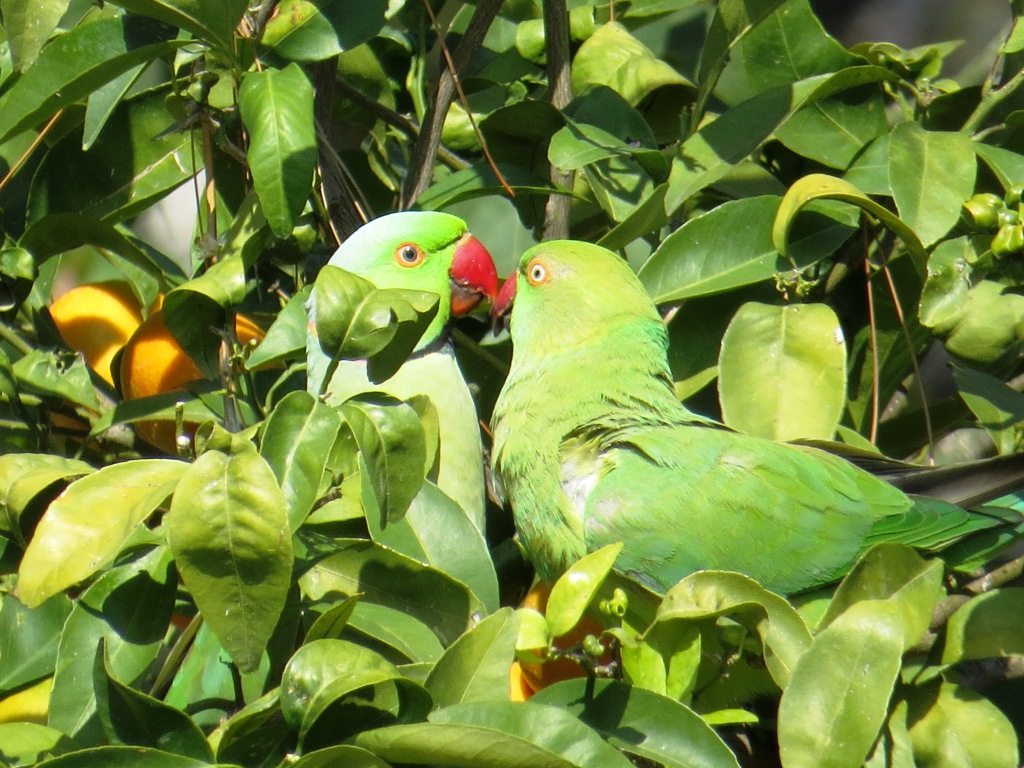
xmin=491 ymin=241 xmax=1021 ymax=595
xmin=307 ymin=212 xmax=487 ymax=530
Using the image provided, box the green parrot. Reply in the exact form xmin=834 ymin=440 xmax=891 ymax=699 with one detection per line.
xmin=490 ymin=240 xmax=1022 ymax=595
xmin=307 ymin=211 xmax=498 ymax=531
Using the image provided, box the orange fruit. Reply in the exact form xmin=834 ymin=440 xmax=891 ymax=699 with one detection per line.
xmin=509 ymin=661 xmax=535 ymax=701
xmin=119 ymin=310 xmax=265 ymax=453
xmin=49 ymin=281 xmax=148 ymax=386
xmin=519 ymin=581 xmax=610 ymax=693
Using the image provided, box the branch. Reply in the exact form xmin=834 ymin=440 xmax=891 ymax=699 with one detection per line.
xmin=402 ymin=0 xmax=505 ymax=207
xmin=542 ymin=0 xmax=573 ymax=241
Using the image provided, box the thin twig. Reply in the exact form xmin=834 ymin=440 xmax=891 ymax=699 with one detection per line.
xmin=965 ymin=552 xmax=1024 ymax=594
xmin=963 ymin=16 xmax=1024 ymax=134
xmin=864 ymin=257 xmax=880 ymax=444
xmin=0 ymin=110 xmax=63 ymax=195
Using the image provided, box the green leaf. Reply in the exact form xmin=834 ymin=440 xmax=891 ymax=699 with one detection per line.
xmin=905 ymin=681 xmax=1018 ymax=768
xmin=655 ymin=571 xmax=812 ymax=688
xmin=48 ymin=548 xmax=176 ymax=741
xmin=31 ymin=745 xmax=218 ymax=767
xmin=918 ymin=237 xmax=975 ymax=332
xmin=246 ymin=285 xmax=311 ymax=369
xmin=2 ymin=0 xmax=70 ymax=72
xmin=107 ymin=0 xmax=249 ymax=56
xmin=0 ymin=593 xmax=72 ymax=693
xmin=299 ymin=538 xmax=485 ymax=646
xmin=639 ymin=196 xmax=855 ymax=303
xmin=280 ymin=638 xmax=430 ymax=738
xmin=290 ymin=744 xmax=391 ymax=768
xmin=888 ymin=123 xmax=976 ymax=248
xmin=13 ymin=351 xmax=100 ymax=410
xmin=546 ymin=544 xmax=621 ymax=638
xmin=259 ymin=390 xmax=343 ymax=530
xmin=778 ymin=601 xmax=904 ymax=768
xmin=166 ymin=442 xmax=293 ymax=673
xmin=346 ymin=601 xmax=445 ymax=664
xmin=532 ymin=679 xmax=741 ymax=768
xmin=719 ymin=301 xmax=847 ymax=441
xmin=940 ymin=588 xmax=1024 ymax=668
xmin=355 ymin=701 xmax=635 ymax=768
xmin=239 ymin=64 xmax=317 ymax=238
xmin=366 ymin=480 xmax=499 ymax=613
xmin=425 ymin=608 xmax=519 ymax=707
xmin=340 ymin=395 xmax=426 ymax=526
xmin=953 ymin=366 xmax=1024 ymax=456
xmin=261 ymin=0 xmax=388 ymax=61
xmin=0 ymin=16 xmax=183 ymax=144
xmin=92 ymin=641 xmax=213 ymax=761
xmin=819 ymin=543 xmax=943 ymax=652
xmin=214 ymin=690 xmax=294 ymax=767
xmin=773 ymin=173 xmax=927 ymax=270
xmin=0 ymin=453 xmax=93 ymax=544
xmin=18 ymin=460 xmax=187 ymax=607
xmin=0 ymin=721 xmax=73 ymax=765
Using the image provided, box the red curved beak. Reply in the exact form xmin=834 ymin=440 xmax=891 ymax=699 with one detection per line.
xmin=493 ymin=273 xmax=517 ymax=320
xmin=449 ymin=233 xmax=498 ymax=316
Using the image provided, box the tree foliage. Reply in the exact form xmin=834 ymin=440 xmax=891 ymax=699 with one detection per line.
xmin=1 ymin=1 xmax=1024 ymax=766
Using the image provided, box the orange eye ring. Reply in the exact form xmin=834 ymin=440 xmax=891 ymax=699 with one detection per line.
xmin=526 ymin=259 xmax=549 ymax=286
xmin=394 ymin=243 xmax=425 ymax=267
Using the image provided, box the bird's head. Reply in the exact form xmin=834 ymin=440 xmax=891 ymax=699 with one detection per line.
xmin=493 ymin=240 xmax=663 ymax=348
xmin=328 ymin=211 xmax=499 ymax=329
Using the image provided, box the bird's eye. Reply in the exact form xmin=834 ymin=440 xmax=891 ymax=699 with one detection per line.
xmin=527 ymin=260 xmax=548 ymax=286
xmin=395 ymin=243 xmax=425 ymax=267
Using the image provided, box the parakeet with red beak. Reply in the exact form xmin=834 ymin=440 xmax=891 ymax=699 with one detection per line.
xmin=307 ymin=211 xmax=498 ymax=531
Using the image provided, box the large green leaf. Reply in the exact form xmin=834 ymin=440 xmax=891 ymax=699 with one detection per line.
xmin=425 ymin=608 xmax=519 ymax=707
xmin=0 ymin=593 xmax=72 ymax=693
xmin=0 ymin=721 xmax=74 ymax=765
xmin=32 ymin=745 xmax=217 ymax=767
xmin=532 ymin=679 xmax=741 ymax=768
xmin=888 ymin=123 xmax=976 ymax=248
xmin=718 ymin=301 xmax=846 ymax=441
xmin=905 ymin=681 xmax=1018 ymax=768
xmin=940 ymin=588 xmax=1024 ymax=669
xmin=0 ymin=453 xmax=93 ymax=544
xmin=239 ymin=64 xmax=317 ymax=238
xmin=18 ymin=460 xmax=187 ymax=607
xmin=298 ymin=538 xmax=484 ymax=646
xmin=355 ymin=701 xmax=635 ymax=768
xmin=92 ymin=641 xmax=213 ymax=761
xmin=166 ymin=440 xmax=293 ymax=673
xmin=656 ymin=571 xmax=811 ymax=688
xmin=48 ymin=548 xmax=176 ymax=742
xmin=2 ymin=0 xmax=70 ymax=72
xmin=107 ymin=0 xmax=249 ymax=56
xmin=259 ymin=390 xmax=343 ymax=530
xmin=261 ymin=0 xmax=388 ymax=61
xmin=0 ymin=16 xmax=183 ymax=144
xmin=340 ymin=395 xmax=426 ymax=526
xmin=545 ymin=544 xmax=621 ymax=638
xmin=777 ymin=601 xmax=903 ymax=768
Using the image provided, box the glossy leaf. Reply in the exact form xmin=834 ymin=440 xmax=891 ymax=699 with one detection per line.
xmin=953 ymin=366 xmax=1024 ymax=456
xmin=778 ymin=601 xmax=903 ymax=768
xmin=214 ymin=690 xmax=293 ymax=767
xmin=0 ymin=593 xmax=72 ymax=693
xmin=261 ymin=0 xmax=388 ymax=61
xmin=166 ymin=442 xmax=293 ymax=673
xmin=340 ymin=395 xmax=426 ymax=526
xmin=941 ymin=588 xmax=1024 ymax=668
xmin=29 ymin=745 xmax=216 ymax=767
xmin=92 ymin=641 xmax=213 ymax=761
xmin=819 ymin=543 xmax=943 ymax=652
xmin=656 ymin=571 xmax=812 ymax=688
xmin=905 ymin=681 xmax=1018 ymax=768
xmin=0 ymin=721 xmax=73 ymax=765
xmin=366 ymin=480 xmax=499 ymax=612
xmin=3 ymin=0 xmax=70 ymax=72
xmin=299 ymin=538 xmax=484 ymax=645
xmin=259 ymin=390 xmax=343 ymax=530
xmin=13 ymin=351 xmax=100 ymax=410
xmin=48 ymin=548 xmax=176 ymax=741
xmin=18 ymin=460 xmax=187 ymax=607
xmin=355 ymin=701 xmax=635 ymax=768
xmin=532 ymin=679 xmax=741 ymax=768
xmin=239 ymin=64 xmax=317 ymax=237
xmin=0 ymin=16 xmax=183 ymax=144
xmin=545 ymin=544 xmax=621 ymax=638
xmin=246 ymin=285 xmax=311 ymax=369
xmin=426 ymin=608 xmax=519 ymax=707
xmin=290 ymin=744 xmax=392 ymax=768
xmin=888 ymin=122 xmax=976 ymax=248
xmin=346 ymin=601 xmax=445 ymax=665
xmin=719 ymin=301 xmax=846 ymax=441
xmin=107 ymin=0 xmax=249 ymax=55
xmin=0 ymin=453 xmax=93 ymax=543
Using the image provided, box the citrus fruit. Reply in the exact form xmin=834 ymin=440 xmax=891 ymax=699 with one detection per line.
xmin=119 ymin=310 xmax=265 ymax=453
xmin=509 ymin=660 xmax=535 ymax=701
xmin=49 ymin=281 xmax=148 ymax=386
xmin=518 ymin=580 xmax=610 ymax=693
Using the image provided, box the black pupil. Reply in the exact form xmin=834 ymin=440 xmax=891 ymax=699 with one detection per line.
xmin=402 ymin=246 xmax=417 ymax=262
